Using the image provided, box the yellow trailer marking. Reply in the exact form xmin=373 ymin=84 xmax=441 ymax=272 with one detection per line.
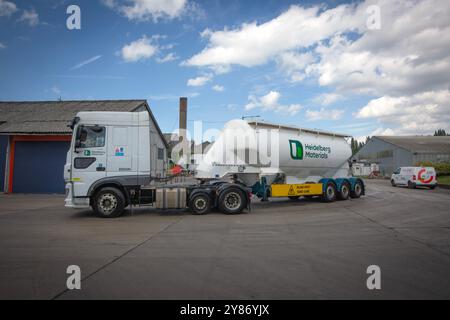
xmin=271 ymin=183 xmax=323 ymax=197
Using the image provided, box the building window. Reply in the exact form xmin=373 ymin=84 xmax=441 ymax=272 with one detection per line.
xmin=80 ymin=126 xmax=105 ymax=148
xmin=158 ymin=148 xmax=165 ymax=160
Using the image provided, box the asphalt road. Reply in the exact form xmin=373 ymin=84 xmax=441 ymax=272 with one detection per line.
xmin=1 ymin=179 xmax=450 ymax=299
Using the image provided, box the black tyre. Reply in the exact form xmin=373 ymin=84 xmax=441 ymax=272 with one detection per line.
xmin=93 ymin=187 xmax=125 ymax=218
xmin=189 ymin=193 xmax=211 ymax=215
xmin=337 ymin=182 xmax=350 ymax=200
xmin=218 ymin=188 xmax=246 ymax=214
xmin=288 ymin=196 xmax=300 ymax=200
xmin=350 ymin=180 xmax=363 ymax=198
xmin=408 ymin=181 xmax=416 ymax=189
xmin=429 ymin=185 xmax=436 ymax=190
xmin=322 ymin=182 xmax=337 ymax=202
xmin=391 ymin=179 xmax=396 ymax=187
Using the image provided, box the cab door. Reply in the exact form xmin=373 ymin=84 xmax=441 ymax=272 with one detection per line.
xmin=71 ymin=125 xmax=107 ymax=197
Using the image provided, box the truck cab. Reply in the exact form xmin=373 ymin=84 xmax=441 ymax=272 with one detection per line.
xmin=64 ymin=111 xmax=167 ymax=216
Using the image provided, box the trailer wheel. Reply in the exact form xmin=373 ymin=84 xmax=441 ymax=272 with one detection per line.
xmin=189 ymin=193 xmax=211 ymax=215
xmin=93 ymin=187 xmax=125 ymax=218
xmin=218 ymin=188 xmax=246 ymax=214
xmin=338 ymin=182 xmax=350 ymax=200
xmin=322 ymin=182 xmax=337 ymax=202
xmin=350 ymin=181 xmax=363 ymax=198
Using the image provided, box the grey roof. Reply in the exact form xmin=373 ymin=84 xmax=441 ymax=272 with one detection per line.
xmin=248 ymin=120 xmax=350 ymax=138
xmin=374 ymin=136 xmax=450 ymax=154
xmin=0 ymin=99 xmax=168 ymax=148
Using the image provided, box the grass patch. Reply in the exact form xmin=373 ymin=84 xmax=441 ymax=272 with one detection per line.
xmin=437 ymin=175 xmax=450 ymax=185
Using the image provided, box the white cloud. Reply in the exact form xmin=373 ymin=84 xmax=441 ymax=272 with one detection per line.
xmin=187 ymin=74 xmax=212 ymax=87
xmin=71 ymin=55 xmax=102 ymax=70
xmin=0 ymin=42 xmax=5 ymax=49
xmin=18 ymin=8 xmax=39 ymax=26
xmin=306 ymin=107 xmax=344 ymax=121
xmin=51 ymin=86 xmax=61 ymax=95
xmin=313 ymin=93 xmax=343 ymax=106
xmin=212 ymin=84 xmax=224 ymax=92
xmin=103 ymin=0 xmax=188 ymax=22
xmin=0 ymin=0 xmax=17 ymax=17
xmin=245 ymin=91 xmax=302 ymax=116
xmin=184 ymin=0 xmax=450 ymax=135
xmin=276 ymin=51 xmax=315 ymax=82
xmin=355 ymin=90 xmax=450 ymax=135
xmin=184 ymin=4 xmax=361 ymax=71
xmin=121 ymin=36 xmax=157 ymax=62
xmin=156 ymin=52 xmax=178 ymax=63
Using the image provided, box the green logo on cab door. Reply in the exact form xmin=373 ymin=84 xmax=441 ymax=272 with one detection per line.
xmin=289 ymin=140 xmax=303 ymax=160
xmin=84 ymin=150 xmax=91 ymax=156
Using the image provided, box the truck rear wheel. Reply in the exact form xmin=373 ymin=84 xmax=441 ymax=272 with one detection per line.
xmin=337 ymin=182 xmax=350 ymax=200
xmin=322 ymin=182 xmax=337 ymax=202
xmin=218 ymin=188 xmax=246 ymax=214
xmin=189 ymin=193 xmax=211 ymax=215
xmin=93 ymin=187 xmax=125 ymax=218
xmin=350 ymin=181 xmax=363 ymax=198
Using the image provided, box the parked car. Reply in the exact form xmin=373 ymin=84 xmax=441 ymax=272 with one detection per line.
xmin=391 ymin=167 xmax=437 ymax=189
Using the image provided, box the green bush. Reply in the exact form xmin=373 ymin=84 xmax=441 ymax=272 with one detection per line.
xmin=415 ymin=161 xmax=450 ymax=176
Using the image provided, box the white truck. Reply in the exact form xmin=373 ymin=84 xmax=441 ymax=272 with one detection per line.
xmin=391 ymin=167 xmax=437 ymax=189
xmin=64 ymin=111 xmax=365 ymax=217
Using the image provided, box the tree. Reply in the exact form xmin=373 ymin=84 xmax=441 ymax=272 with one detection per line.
xmin=434 ymin=129 xmax=448 ymax=136
xmin=351 ymin=136 xmax=370 ymax=155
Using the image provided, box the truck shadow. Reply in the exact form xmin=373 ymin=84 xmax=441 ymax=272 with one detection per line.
xmin=69 ymin=207 xmax=190 ymax=219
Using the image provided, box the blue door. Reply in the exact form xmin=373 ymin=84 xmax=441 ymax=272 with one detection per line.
xmin=13 ymin=141 xmax=70 ymax=193
xmin=0 ymin=135 xmax=8 ymax=192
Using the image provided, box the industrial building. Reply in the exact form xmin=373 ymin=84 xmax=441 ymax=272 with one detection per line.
xmin=0 ymin=100 xmax=167 ymax=194
xmin=353 ymin=136 xmax=450 ymax=175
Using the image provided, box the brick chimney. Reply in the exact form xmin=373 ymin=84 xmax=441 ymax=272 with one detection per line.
xmin=179 ymin=97 xmax=187 ymax=142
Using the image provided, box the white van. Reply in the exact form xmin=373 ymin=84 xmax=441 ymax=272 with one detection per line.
xmin=391 ymin=167 xmax=437 ymax=189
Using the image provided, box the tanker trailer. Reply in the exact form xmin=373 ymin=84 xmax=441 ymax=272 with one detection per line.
xmin=195 ymin=119 xmax=364 ymax=203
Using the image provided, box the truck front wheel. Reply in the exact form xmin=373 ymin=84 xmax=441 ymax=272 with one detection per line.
xmin=218 ymin=188 xmax=247 ymax=214
xmin=189 ymin=193 xmax=211 ymax=215
xmin=93 ymin=187 xmax=125 ymax=218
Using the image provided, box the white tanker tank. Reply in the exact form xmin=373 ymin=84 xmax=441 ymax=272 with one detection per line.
xmin=195 ymin=119 xmax=352 ymax=186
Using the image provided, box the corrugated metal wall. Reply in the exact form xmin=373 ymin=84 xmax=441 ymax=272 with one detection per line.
xmin=354 ymin=137 xmax=413 ymax=175
xmin=0 ymin=136 xmax=7 ymax=192
xmin=13 ymin=141 xmax=70 ymax=193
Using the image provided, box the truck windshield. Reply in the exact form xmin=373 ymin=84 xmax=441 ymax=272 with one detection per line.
xmin=79 ymin=126 xmax=105 ymax=148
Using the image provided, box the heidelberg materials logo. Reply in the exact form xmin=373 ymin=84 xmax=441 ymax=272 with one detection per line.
xmin=289 ymin=139 xmax=331 ymax=160
xmin=289 ymin=140 xmax=303 ymax=160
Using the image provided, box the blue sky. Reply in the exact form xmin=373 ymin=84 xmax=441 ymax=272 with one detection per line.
xmin=1 ymin=0 xmax=449 ymax=139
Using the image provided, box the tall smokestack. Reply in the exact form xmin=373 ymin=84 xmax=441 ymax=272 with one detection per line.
xmin=179 ymin=97 xmax=187 ymax=141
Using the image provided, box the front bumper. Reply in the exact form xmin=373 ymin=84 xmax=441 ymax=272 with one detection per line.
xmin=65 ymin=182 xmax=90 ymax=209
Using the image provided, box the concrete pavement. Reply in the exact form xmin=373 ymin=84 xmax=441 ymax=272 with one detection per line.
xmin=0 ymin=180 xmax=450 ymax=299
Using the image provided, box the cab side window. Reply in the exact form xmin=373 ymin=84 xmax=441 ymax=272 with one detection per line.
xmin=393 ymin=168 xmax=401 ymax=174
xmin=80 ymin=126 xmax=105 ymax=148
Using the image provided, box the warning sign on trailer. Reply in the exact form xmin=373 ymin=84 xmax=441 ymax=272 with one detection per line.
xmin=271 ymin=183 xmax=323 ymax=197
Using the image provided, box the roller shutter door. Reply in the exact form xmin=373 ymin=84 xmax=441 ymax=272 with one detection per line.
xmin=13 ymin=141 xmax=70 ymax=193
xmin=0 ymin=136 xmax=7 ymax=192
